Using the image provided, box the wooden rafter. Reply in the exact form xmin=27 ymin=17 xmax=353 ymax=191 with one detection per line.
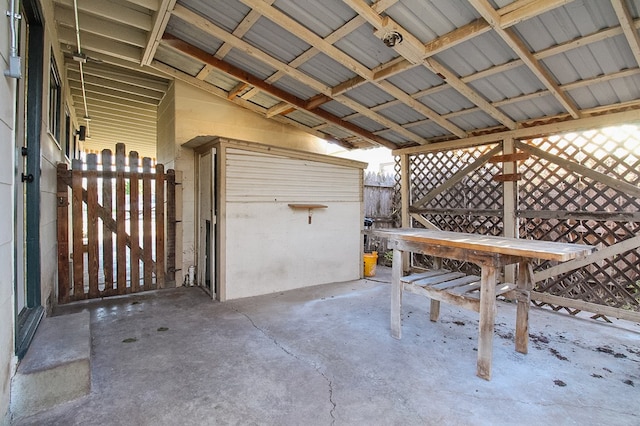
xmin=141 ymin=0 xmax=177 ymax=66
xmin=611 ymin=0 xmax=640 ymax=68
xmin=161 ymin=34 xmax=398 ymax=149
xmin=468 ymin=0 xmax=582 ymax=119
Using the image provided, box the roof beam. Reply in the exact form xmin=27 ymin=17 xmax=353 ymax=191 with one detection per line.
xmin=240 ymin=0 xmax=374 ymax=80
xmin=227 ymin=82 xmax=249 ymax=99
xmin=69 ymin=62 xmax=169 ymax=92
xmin=469 ymin=0 xmax=582 ymax=119
xmin=57 ymin=26 xmax=141 ymax=63
xmin=161 ymin=35 xmax=398 ymax=149
xmin=67 ymin=70 xmax=165 ymax=100
xmin=394 ymin=109 xmax=640 ymax=155
xmin=53 ymin=0 xmax=152 ymax=31
xmin=498 ymin=0 xmax=576 ymax=28
xmin=611 ymin=0 xmax=640 ymax=68
xmin=54 ymin=6 xmax=147 ymax=47
xmin=141 ymin=0 xmax=177 ymax=65
xmin=59 ymin=43 xmax=168 ymax=77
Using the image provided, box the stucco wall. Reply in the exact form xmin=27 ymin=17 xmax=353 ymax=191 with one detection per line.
xmin=171 ymin=80 xmax=330 ymax=283
xmin=0 ymin=5 xmax=16 ymax=422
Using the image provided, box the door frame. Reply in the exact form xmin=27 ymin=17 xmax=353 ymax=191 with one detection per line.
xmin=197 ymin=148 xmax=217 ymax=298
xmin=14 ymin=0 xmax=45 ymax=358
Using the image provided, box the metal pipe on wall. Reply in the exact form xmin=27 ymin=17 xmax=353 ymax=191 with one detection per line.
xmin=4 ymin=0 xmax=22 ymax=78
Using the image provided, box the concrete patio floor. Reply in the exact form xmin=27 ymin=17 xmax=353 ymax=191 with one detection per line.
xmin=13 ymin=266 xmax=640 ymax=425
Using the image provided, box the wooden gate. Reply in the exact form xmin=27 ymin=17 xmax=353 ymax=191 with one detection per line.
xmin=56 ymin=143 xmax=176 ymax=303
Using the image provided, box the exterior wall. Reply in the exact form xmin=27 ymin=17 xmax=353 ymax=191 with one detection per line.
xmin=222 ymin=147 xmax=363 ymax=300
xmin=40 ymin=1 xmax=71 ymax=312
xmin=173 ymin=80 xmax=329 ymax=282
xmin=0 ymin=4 xmax=16 ymax=419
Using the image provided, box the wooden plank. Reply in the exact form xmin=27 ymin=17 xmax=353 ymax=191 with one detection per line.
xmin=489 ymin=152 xmax=529 ymax=163
xmin=477 ymin=265 xmax=497 ymax=380
xmin=71 ymin=160 xmax=85 ymax=299
xmin=515 ymin=261 xmax=533 ymax=354
xmin=166 ymin=169 xmax=176 ymax=284
xmin=518 ymin=209 xmax=640 ymax=222
xmin=129 ymin=152 xmax=141 ymax=292
xmin=413 ymin=272 xmax=467 ymax=288
xmin=375 ymin=228 xmax=594 ymax=262
xmin=86 ymin=154 xmax=100 ymax=299
xmin=432 ymin=275 xmax=481 ymax=292
xmin=115 ymin=144 xmax=127 ymax=294
xmin=610 ymin=0 xmax=640 ymax=68
xmin=143 ymin=157 xmax=153 ymax=290
xmin=532 ymin=234 xmax=640 ymax=282
xmin=531 ymin=291 xmax=640 ymax=323
xmin=155 ymin=163 xmax=165 ymax=289
xmin=403 ymin=284 xmax=480 ymax=312
xmin=391 ymin=248 xmax=403 ymax=339
xmin=57 ymin=163 xmax=70 ymax=304
xmin=492 ymin=173 xmax=522 ymax=182
xmin=101 ymin=149 xmax=114 ymax=292
xmin=401 ymin=269 xmax=451 ymax=283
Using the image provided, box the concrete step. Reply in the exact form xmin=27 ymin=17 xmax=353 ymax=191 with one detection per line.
xmin=11 ymin=311 xmax=91 ymax=419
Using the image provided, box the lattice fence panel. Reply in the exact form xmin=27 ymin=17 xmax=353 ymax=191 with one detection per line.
xmin=519 ymin=125 xmax=640 ymax=316
xmin=402 ymin=145 xmax=503 ymax=273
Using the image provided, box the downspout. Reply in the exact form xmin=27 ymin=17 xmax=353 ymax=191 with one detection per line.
xmin=4 ymin=0 xmax=22 ymax=78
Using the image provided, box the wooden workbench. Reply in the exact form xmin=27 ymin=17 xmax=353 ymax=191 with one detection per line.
xmin=373 ymin=228 xmax=594 ymax=380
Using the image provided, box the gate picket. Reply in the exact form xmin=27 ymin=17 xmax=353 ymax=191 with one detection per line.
xmin=115 ymin=144 xmax=127 ymax=294
xmin=156 ymin=163 xmax=165 ymax=289
xmin=129 ymin=151 xmax=140 ymax=292
xmin=101 ymin=149 xmax=114 ymax=292
xmin=142 ymin=157 xmax=153 ymax=291
xmin=86 ymin=154 xmax=100 ymax=299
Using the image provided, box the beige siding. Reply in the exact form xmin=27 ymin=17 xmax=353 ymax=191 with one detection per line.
xmin=0 ymin=8 xmax=15 ymax=422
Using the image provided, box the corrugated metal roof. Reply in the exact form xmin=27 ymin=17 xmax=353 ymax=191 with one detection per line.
xmin=54 ymin=0 xmax=640 ymax=153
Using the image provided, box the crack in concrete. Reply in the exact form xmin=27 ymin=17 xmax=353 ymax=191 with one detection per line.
xmin=236 ymin=309 xmax=337 ymax=424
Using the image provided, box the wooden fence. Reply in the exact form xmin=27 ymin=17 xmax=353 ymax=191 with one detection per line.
xmin=56 ymin=143 xmax=176 ymax=303
xmin=364 ymin=172 xmax=395 ymax=255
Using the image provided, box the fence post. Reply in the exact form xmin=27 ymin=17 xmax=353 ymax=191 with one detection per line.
xmin=166 ymin=169 xmax=176 ymax=285
xmin=155 ymin=163 xmax=165 ymax=289
xmin=57 ymin=163 xmax=70 ymax=304
xmin=71 ymin=159 xmax=84 ymax=299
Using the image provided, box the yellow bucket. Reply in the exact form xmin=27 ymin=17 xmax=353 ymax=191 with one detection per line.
xmin=363 ymin=251 xmax=378 ymax=277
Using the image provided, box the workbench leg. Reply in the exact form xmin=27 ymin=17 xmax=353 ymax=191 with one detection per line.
xmin=429 ymin=299 xmax=440 ymax=322
xmin=477 ymin=265 xmax=497 ymax=380
xmin=391 ymin=248 xmax=403 ymax=339
xmin=430 ymin=257 xmax=442 ymax=321
xmin=515 ymin=261 xmax=533 ymax=354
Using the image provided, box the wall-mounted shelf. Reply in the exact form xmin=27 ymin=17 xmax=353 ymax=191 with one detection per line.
xmin=288 ymin=204 xmax=328 ymax=224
